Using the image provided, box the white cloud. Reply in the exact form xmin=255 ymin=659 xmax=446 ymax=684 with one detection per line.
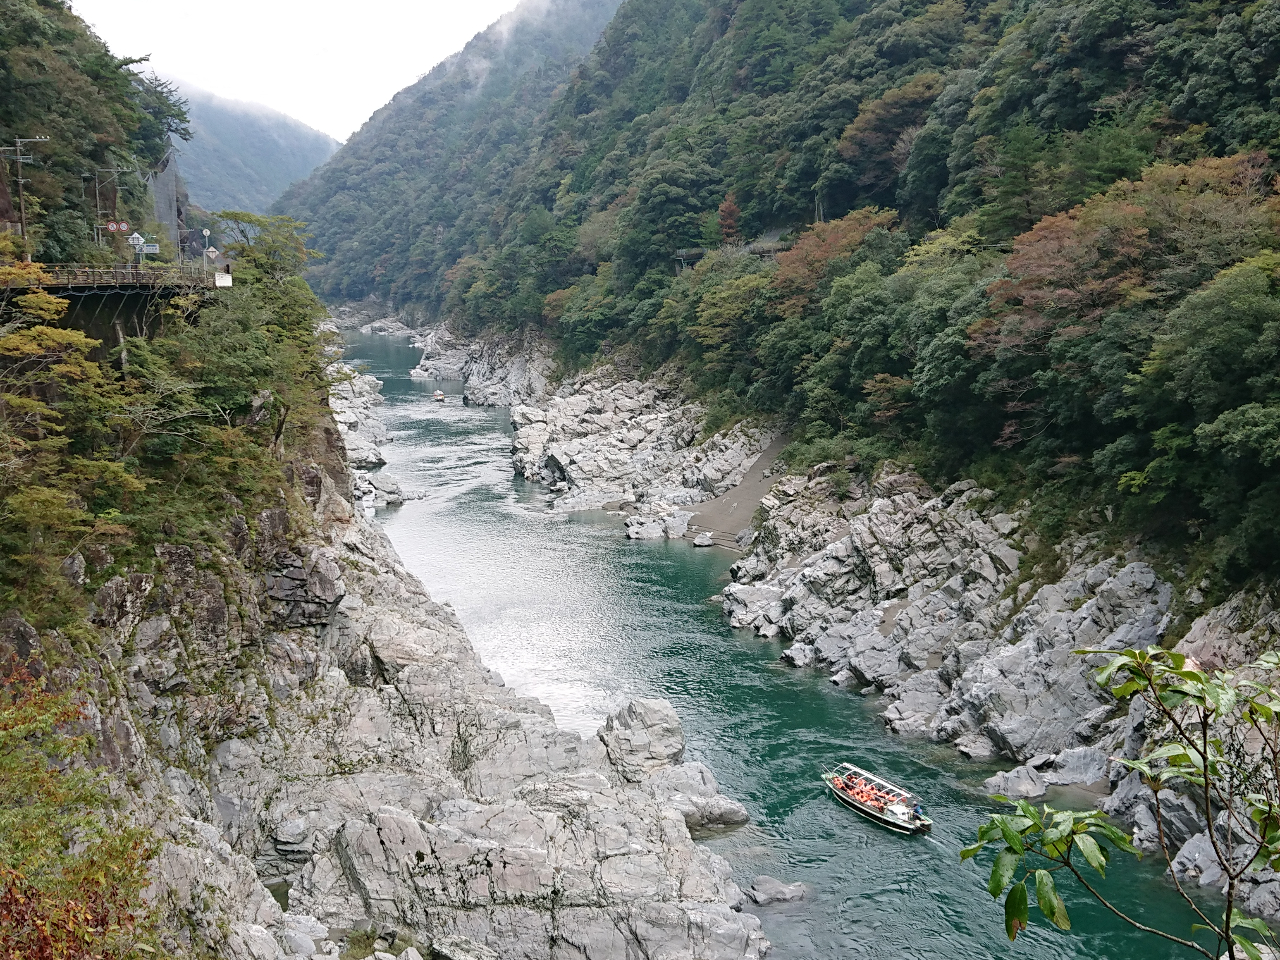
xmin=69 ymin=0 xmax=523 ymax=141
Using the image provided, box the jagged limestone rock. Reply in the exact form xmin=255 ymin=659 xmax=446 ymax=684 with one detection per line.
xmin=95 ymin=451 xmax=765 ymax=959
xmin=598 ymin=697 xmax=686 ymax=781
xmin=509 ymin=365 xmax=775 ymax=514
xmin=747 ymin=876 xmax=805 ymax=905
xmin=414 ymin=324 xmax=553 ymax=407
xmin=724 ymin=461 xmax=1175 ymax=763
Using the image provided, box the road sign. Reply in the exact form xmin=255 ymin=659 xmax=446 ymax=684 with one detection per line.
xmin=142 ymin=243 xmax=160 ymax=254
xmin=205 ymin=247 xmax=218 ymax=258
xmin=118 ymin=221 xmax=129 ymax=231
xmin=214 ymin=273 xmax=233 ymax=288
xmin=106 ymin=221 xmax=118 ymax=232
xmin=126 ymin=232 xmax=145 ymax=247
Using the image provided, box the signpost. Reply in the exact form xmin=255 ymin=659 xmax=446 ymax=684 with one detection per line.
xmin=142 ymin=243 xmax=160 ymax=254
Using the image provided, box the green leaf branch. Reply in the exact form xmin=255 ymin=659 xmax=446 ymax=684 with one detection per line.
xmin=965 ymin=646 xmax=1280 ymax=959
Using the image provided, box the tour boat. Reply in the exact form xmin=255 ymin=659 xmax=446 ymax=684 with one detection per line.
xmin=432 ymin=390 xmax=445 ymax=402
xmin=821 ymin=762 xmax=933 ymax=835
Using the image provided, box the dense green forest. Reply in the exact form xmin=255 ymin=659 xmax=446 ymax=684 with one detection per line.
xmin=177 ymin=83 xmax=339 ymax=214
xmin=0 ymin=0 xmax=190 ymax=261
xmin=284 ymin=0 xmax=1280 ymax=584
xmin=274 ymin=0 xmax=625 ymax=305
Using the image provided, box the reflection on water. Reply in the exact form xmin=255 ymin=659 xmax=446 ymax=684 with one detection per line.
xmin=345 ymin=332 xmax=1207 ymax=960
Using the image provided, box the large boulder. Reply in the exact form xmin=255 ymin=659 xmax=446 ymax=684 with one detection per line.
xmin=1102 ymin=771 xmax=1204 ymax=852
xmin=746 ymin=875 xmax=805 ymax=905
xmin=599 ymin=698 xmax=685 ymax=781
xmin=983 ymin=764 xmax=1047 ymax=800
xmin=646 ymin=761 xmax=749 ymax=829
xmin=983 ymin=747 xmax=1111 ymax=799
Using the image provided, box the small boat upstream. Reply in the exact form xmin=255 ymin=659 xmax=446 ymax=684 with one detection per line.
xmin=822 ymin=762 xmax=933 ymax=835
xmin=432 ymin=389 xmax=446 ymax=402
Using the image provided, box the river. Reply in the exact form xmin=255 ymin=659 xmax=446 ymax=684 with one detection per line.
xmin=343 ymin=331 xmax=1212 ymax=960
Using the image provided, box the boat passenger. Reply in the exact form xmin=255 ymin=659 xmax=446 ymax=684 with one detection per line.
xmin=912 ymin=803 xmax=925 ymax=820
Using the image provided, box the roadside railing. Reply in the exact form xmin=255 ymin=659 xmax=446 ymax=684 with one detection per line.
xmin=2 ymin=263 xmax=219 ymax=289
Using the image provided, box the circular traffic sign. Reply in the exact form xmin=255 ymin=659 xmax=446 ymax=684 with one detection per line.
xmin=107 ymin=221 xmax=118 ymax=232
xmin=118 ymin=221 xmax=129 ymax=231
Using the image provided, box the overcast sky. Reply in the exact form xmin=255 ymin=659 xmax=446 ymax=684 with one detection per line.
xmin=70 ymin=1 xmax=523 ymax=141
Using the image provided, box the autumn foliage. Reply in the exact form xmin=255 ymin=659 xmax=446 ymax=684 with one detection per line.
xmin=971 ymin=154 xmax=1280 ymax=446
xmin=771 ymin=208 xmax=897 ymax=316
xmin=0 ymin=665 xmax=157 ymax=959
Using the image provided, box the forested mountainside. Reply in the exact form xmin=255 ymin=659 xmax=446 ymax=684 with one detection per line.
xmin=0 ymin=11 xmax=342 ymax=944
xmin=0 ymin=0 xmax=189 ymax=260
xmin=176 ymin=84 xmax=339 ymax=214
xmin=284 ymin=0 xmax=1280 ymax=589
xmin=274 ymin=0 xmax=624 ymax=303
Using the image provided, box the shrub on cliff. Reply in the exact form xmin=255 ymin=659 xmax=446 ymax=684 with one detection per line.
xmin=0 ymin=664 xmax=157 ymax=959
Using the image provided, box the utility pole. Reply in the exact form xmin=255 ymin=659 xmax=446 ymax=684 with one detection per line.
xmin=13 ymin=138 xmax=49 ymax=258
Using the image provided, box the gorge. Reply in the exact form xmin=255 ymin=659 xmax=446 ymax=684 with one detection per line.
xmin=332 ymin=327 xmax=1255 ymax=958
xmin=4 ymin=0 xmax=1280 ymax=954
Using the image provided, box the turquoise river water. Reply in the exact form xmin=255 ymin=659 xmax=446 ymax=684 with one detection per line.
xmin=343 ymin=332 xmax=1214 ymax=960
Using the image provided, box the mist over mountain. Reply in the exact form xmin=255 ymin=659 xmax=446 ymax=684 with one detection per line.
xmin=176 ymin=84 xmax=339 ymax=213
xmin=274 ymin=0 xmax=624 ymax=306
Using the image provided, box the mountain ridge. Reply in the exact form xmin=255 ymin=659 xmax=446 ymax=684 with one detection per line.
xmin=274 ymin=0 xmax=625 ymax=308
xmin=173 ymin=81 xmax=339 ymax=214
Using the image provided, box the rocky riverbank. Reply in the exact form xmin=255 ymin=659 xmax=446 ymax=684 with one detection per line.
xmin=510 ymin=365 xmax=776 ymax=535
xmin=724 ymin=457 xmax=1280 ymax=918
xmin=388 ymin=322 xmax=1280 ymax=923
xmin=415 ymin=325 xmax=555 ymax=407
xmin=27 ymin=349 xmax=768 ymax=959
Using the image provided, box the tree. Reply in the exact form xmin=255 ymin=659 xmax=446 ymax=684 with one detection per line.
xmin=128 ymin=71 xmax=192 ymax=163
xmin=837 ymin=73 xmax=945 ymax=203
xmin=966 ymin=646 xmax=1280 ymax=960
xmin=216 ymin=211 xmax=321 ymax=284
xmin=771 ymin=207 xmax=897 ymax=317
xmin=718 ymin=192 xmax=742 ymax=243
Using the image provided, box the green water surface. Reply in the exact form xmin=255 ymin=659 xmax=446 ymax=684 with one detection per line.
xmin=343 ymin=332 xmax=1213 ymax=960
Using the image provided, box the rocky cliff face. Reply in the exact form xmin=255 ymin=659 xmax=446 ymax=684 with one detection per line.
xmin=416 ymin=325 xmax=555 ymax=407
xmin=29 ymin=374 xmax=766 ymax=959
xmin=724 ymin=458 xmax=1280 ymax=920
xmin=510 ymin=365 xmax=775 ymax=527
xmin=724 ymin=462 xmax=1172 ymax=764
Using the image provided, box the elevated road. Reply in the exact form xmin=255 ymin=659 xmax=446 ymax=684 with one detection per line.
xmin=3 ymin=263 xmax=223 ymax=294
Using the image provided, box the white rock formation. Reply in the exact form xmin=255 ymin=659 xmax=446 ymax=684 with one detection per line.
xmin=511 ymin=367 xmax=774 ymax=516
xmin=724 ymin=461 xmax=1173 ymax=764
xmin=414 ymin=325 xmax=554 ymax=407
xmin=327 ymin=363 xmax=389 ymax=468
xmin=51 ymin=377 xmax=767 ymax=958
xmin=746 ymin=876 xmax=805 ymax=906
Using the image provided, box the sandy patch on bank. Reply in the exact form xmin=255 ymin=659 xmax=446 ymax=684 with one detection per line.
xmin=684 ymin=435 xmax=789 ymax=548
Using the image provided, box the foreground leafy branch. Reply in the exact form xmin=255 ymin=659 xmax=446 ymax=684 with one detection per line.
xmin=965 ymin=647 xmax=1280 ymax=960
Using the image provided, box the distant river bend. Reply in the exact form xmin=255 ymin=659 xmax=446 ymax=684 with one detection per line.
xmin=344 ymin=331 xmax=1207 ymax=960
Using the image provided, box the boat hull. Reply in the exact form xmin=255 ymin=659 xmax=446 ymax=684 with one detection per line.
xmin=821 ymin=762 xmax=934 ymax=835
xmin=826 ymin=783 xmax=932 ymax=835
